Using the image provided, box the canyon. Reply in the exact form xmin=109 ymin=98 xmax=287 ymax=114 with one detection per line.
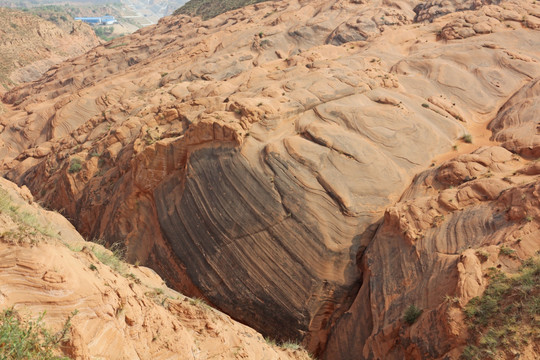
xmin=0 ymin=0 xmax=539 ymax=358
xmin=0 ymin=176 xmax=312 ymax=359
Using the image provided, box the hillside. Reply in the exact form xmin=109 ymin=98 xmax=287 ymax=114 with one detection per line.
xmin=174 ymin=0 xmax=268 ymax=19
xmin=0 ymin=0 xmax=539 ymax=358
xmin=0 ymin=7 xmax=100 ymax=92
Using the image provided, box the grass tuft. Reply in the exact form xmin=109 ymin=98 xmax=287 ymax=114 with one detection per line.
xmin=461 ymin=134 xmax=473 ymax=143
xmin=475 ymin=250 xmax=489 ymax=263
xmin=0 ymin=189 xmax=58 ymax=239
xmin=91 ymin=241 xmax=126 ymax=274
xmin=280 ymin=341 xmax=301 ymax=350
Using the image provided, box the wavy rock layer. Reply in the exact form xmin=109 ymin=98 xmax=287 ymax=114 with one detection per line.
xmin=489 ymin=77 xmax=540 ymax=158
xmin=325 ymin=145 xmax=540 ymax=359
xmin=0 ymin=0 xmax=539 ymax=357
xmin=0 ymin=177 xmax=311 ymax=360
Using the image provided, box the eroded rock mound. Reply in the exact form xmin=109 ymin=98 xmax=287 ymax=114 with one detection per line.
xmin=488 ymin=77 xmax=540 ymax=158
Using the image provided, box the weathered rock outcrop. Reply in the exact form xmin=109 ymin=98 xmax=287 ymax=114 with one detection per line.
xmin=0 ymin=177 xmax=312 ymax=360
xmin=436 ymin=0 xmax=540 ymax=40
xmin=0 ymin=0 xmax=539 ymax=357
xmin=414 ymin=0 xmax=501 ymax=23
xmin=489 ymin=77 xmax=540 ymax=158
xmin=325 ymin=146 xmax=540 ymax=359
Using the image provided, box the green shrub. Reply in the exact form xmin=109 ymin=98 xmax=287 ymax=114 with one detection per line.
xmin=461 ymin=345 xmax=480 ymax=360
xmin=404 ymin=304 xmax=422 ymax=325
xmin=499 ymin=245 xmax=516 ymax=258
xmin=174 ymin=0 xmax=268 ymax=20
xmin=0 ymin=308 xmax=75 ymax=359
xmin=68 ymin=158 xmax=82 ymax=173
xmin=94 ymin=26 xmax=115 ymax=41
xmin=462 ymin=134 xmax=473 ymax=143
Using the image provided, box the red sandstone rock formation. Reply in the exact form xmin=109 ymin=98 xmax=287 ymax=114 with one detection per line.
xmin=0 ymin=0 xmax=538 ymax=358
xmin=325 ymin=146 xmax=539 ymax=359
xmin=0 ymin=177 xmax=312 ymax=359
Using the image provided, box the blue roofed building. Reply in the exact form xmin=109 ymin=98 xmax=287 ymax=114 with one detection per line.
xmin=75 ymin=16 xmax=117 ymax=25
xmin=101 ymin=16 xmax=117 ymax=25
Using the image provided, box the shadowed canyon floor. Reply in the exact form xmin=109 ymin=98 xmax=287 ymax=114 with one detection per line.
xmin=0 ymin=0 xmax=539 ymax=358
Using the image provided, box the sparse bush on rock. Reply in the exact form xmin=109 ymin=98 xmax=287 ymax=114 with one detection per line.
xmin=68 ymin=158 xmax=82 ymax=173
xmin=0 ymin=308 xmax=75 ymax=360
xmin=404 ymin=305 xmax=422 ymax=325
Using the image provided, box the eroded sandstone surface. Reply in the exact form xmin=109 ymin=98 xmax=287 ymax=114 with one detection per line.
xmin=0 ymin=0 xmax=539 ymax=357
xmin=325 ymin=146 xmax=540 ymax=359
xmin=0 ymin=177 xmax=312 ymax=360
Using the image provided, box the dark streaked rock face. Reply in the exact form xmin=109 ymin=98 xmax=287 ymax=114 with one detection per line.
xmin=0 ymin=176 xmax=313 ymax=360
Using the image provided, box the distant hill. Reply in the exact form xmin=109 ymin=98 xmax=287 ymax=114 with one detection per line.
xmin=174 ymin=0 xmax=269 ymax=19
xmin=0 ymin=7 xmax=99 ymax=92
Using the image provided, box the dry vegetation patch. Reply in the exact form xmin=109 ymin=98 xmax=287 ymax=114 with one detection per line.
xmin=463 ymin=257 xmax=540 ymax=359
